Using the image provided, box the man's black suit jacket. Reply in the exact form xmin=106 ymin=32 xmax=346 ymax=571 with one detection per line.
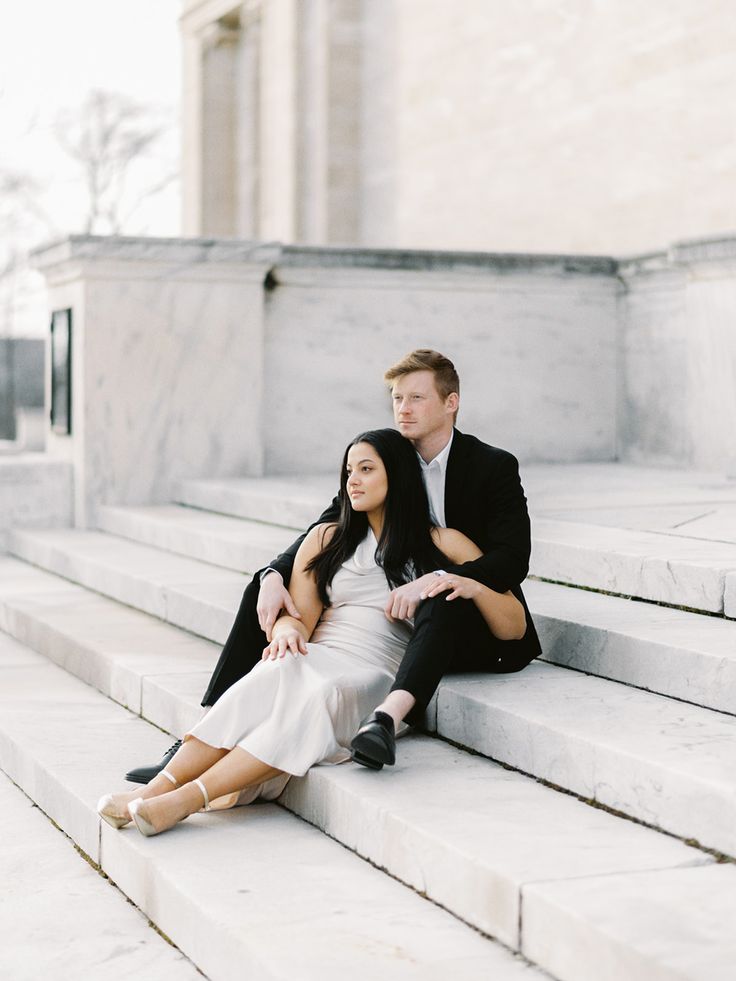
xmin=264 ymin=429 xmax=541 ymax=666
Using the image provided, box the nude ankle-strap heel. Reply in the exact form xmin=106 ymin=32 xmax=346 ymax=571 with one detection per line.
xmin=193 ymin=778 xmax=210 ymax=811
xmin=96 ymin=794 xmax=134 ymax=829
xmin=128 ymin=778 xmax=211 ymax=837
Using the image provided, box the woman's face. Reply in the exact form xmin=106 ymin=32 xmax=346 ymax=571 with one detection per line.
xmin=345 ymin=442 xmax=389 ymax=515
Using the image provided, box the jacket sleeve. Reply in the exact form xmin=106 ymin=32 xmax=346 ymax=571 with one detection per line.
xmin=259 ymin=496 xmax=341 ymax=587
xmin=445 ymin=453 xmax=531 ymax=592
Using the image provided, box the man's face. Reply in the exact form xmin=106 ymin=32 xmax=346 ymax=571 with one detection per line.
xmin=391 ymin=370 xmax=457 ymax=443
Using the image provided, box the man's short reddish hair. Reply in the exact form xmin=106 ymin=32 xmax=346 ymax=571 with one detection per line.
xmin=383 ymin=349 xmax=460 ymax=401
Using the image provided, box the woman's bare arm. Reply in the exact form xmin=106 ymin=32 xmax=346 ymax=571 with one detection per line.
xmin=264 ymin=524 xmax=335 ymax=657
xmin=429 ymin=527 xmax=527 ymax=641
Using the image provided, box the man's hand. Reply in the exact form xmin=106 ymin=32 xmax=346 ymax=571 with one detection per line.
xmin=261 ymin=627 xmax=308 ymax=660
xmin=384 ymin=572 xmax=442 ymax=621
xmin=257 ymin=572 xmax=302 ymax=640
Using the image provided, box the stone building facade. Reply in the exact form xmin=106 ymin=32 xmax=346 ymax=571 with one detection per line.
xmin=180 ymin=0 xmax=736 ymax=254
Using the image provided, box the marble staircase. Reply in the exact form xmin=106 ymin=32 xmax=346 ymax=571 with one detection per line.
xmin=2 ymin=468 xmax=736 ymax=979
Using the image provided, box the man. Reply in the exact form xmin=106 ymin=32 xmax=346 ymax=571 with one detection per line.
xmin=126 ymin=349 xmax=540 ymax=782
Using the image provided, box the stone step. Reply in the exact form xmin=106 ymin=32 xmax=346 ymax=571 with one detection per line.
xmin=0 ymin=555 xmax=217 ymax=719
xmin=9 ymin=526 xmax=735 ymax=722
xmin=5 ymin=531 xmax=736 ymax=855
xmin=3 ymin=549 xmax=736 ymax=860
xmin=438 ymin=661 xmax=736 ymax=856
xmin=7 ymin=527 xmax=247 ymax=644
xmin=527 ymin=579 xmax=736 ymax=715
xmin=176 ymin=475 xmax=736 ymax=617
xmin=96 ymin=503 xmax=297 ymax=573
xmin=175 ymin=474 xmax=335 ymax=529
xmin=531 ymin=517 xmax=736 ymax=616
xmin=0 ymin=769 xmax=202 ymax=981
xmin=0 ymin=633 xmax=548 ymax=981
xmin=8 ymin=530 xmax=736 ymax=853
xmin=4 ymin=615 xmax=733 ymax=980
xmin=523 ymin=863 xmax=736 ymax=981
xmin=0 ymin=558 xmax=709 ymax=951
xmin=0 ymin=638 xmax=556 ymax=981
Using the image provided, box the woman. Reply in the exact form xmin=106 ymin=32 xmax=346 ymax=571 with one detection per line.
xmin=97 ymin=429 xmax=525 ymax=836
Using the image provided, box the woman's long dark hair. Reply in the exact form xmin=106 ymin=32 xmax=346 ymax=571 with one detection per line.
xmin=306 ymin=428 xmax=446 ymax=605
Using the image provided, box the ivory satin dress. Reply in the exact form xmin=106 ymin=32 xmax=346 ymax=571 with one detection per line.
xmin=186 ymin=530 xmax=411 ymax=804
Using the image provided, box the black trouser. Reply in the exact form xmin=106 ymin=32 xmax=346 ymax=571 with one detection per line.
xmin=391 ymin=589 xmax=535 ymax=727
xmin=202 ymin=576 xmax=537 ymax=720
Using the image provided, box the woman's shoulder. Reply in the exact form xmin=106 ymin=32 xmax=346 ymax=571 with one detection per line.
xmin=303 ymin=521 xmax=339 ymax=552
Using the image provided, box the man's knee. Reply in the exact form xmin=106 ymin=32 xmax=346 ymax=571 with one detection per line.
xmin=416 ymin=592 xmax=474 ymax=627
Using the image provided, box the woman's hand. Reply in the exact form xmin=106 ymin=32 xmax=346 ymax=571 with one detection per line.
xmin=261 ymin=626 xmax=308 ymax=660
xmin=420 ymin=574 xmax=481 ymax=603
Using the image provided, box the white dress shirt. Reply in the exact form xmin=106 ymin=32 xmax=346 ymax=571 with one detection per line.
xmin=418 ymin=431 xmax=454 ymax=528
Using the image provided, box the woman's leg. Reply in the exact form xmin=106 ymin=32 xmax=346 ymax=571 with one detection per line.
xmin=99 ymin=736 xmax=230 ymax=825
xmin=129 ymin=745 xmax=284 ymax=835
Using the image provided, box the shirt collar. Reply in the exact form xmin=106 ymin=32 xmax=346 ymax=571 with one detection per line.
xmin=417 ymin=430 xmax=454 ymax=474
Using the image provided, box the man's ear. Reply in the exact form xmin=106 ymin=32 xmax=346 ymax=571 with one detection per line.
xmin=446 ymin=392 xmax=459 ymax=414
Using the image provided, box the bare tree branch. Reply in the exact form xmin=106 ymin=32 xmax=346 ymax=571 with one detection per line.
xmin=54 ymin=89 xmax=177 ymax=235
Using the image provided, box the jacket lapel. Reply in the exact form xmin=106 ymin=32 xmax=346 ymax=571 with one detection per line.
xmin=444 ymin=428 xmax=469 ymax=527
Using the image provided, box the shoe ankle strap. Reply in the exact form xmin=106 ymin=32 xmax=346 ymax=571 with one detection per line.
xmin=193 ymin=778 xmax=210 ymax=811
xmin=161 ymin=769 xmax=179 ymax=787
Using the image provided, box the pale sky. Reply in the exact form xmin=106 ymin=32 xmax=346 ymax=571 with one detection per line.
xmin=1 ymin=0 xmax=182 ymax=239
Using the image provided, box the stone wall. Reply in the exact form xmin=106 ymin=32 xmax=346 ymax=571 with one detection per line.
xmin=32 ymin=237 xmax=277 ymax=527
xmin=30 ymin=233 xmax=736 ymax=526
xmin=389 ymin=0 xmax=736 ymax=255
xmin=619 ymin=238 xmax=736 ymax=471
xmin=263 ymin=248 xmax=619 ymax=473
xmin=181 ymin=0 xmax=736 ymax=255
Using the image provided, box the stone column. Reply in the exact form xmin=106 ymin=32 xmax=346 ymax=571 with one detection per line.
xmin=200 ymin=16 xmax=242 ymax=236
xmin=323 ymin=0 xmax=363 ymax=244
xmin=360 ymin=0 xmax=397 ymax=246
xmin=293 ymin=0 xmax=364 ymax=246
xmin=32 ymin=236 xmax=278 ymax=528
xmin=294 ymin=0 xmax=329 ymax=243
xmin=259 ymin=0 xmax=298 ymax=241
xmin=235 ymin=2 xmax=263 ymax=237
xmin=180 ymin=24 xmax=204 ymax=235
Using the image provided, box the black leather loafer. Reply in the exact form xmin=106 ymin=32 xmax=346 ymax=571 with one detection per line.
xmin=350 ymin=711 xmax=396 ymax=770
xmin=125 ymin=739 xmax=182 ymax=784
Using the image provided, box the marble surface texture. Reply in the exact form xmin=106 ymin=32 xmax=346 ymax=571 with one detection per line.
xmin=263 ymin=265 xmax=619 ymax=473
xmin=8 ymin=527 xmax=246 ymax=631
xmin=0 ymin=770 xmax=201 ymax=981
xmin=725 ymin=571 xmax=736 ymax=618
xmin=531 ymin=517 xmax=736 ymax=613
xmin=96 ymin=503 xmax=296 ymax=572
xmin=0 ymin=631 xmax=546 ymax=981
xmin=523 ymin=864 xmax=736 ymax=981
xmin=528 ymin=579 xmax=736 ymax=713
xmin=619 ymin=260 xmax=736 ymax=473
xmin=281 ymin=735 xmax=704 ymax=949
xmin=0 ymin=559 xmax=219 ymax=715
xmin=176 ymin=473 xmax=335 ymax=528
xmin=0 ymin=568 xmax=720 ymax=981
xmin=79 ymin=268 xmax=267 ymax=527
xmin=0 ymin=455 xmax=73 ymax=544
xmin=438 ymin=662 xmax=736 ymax=855
xmin=33 ymin=241 xmax=275 ymax=528
xmin=4 ymin=476 xmax=736 ymax=977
